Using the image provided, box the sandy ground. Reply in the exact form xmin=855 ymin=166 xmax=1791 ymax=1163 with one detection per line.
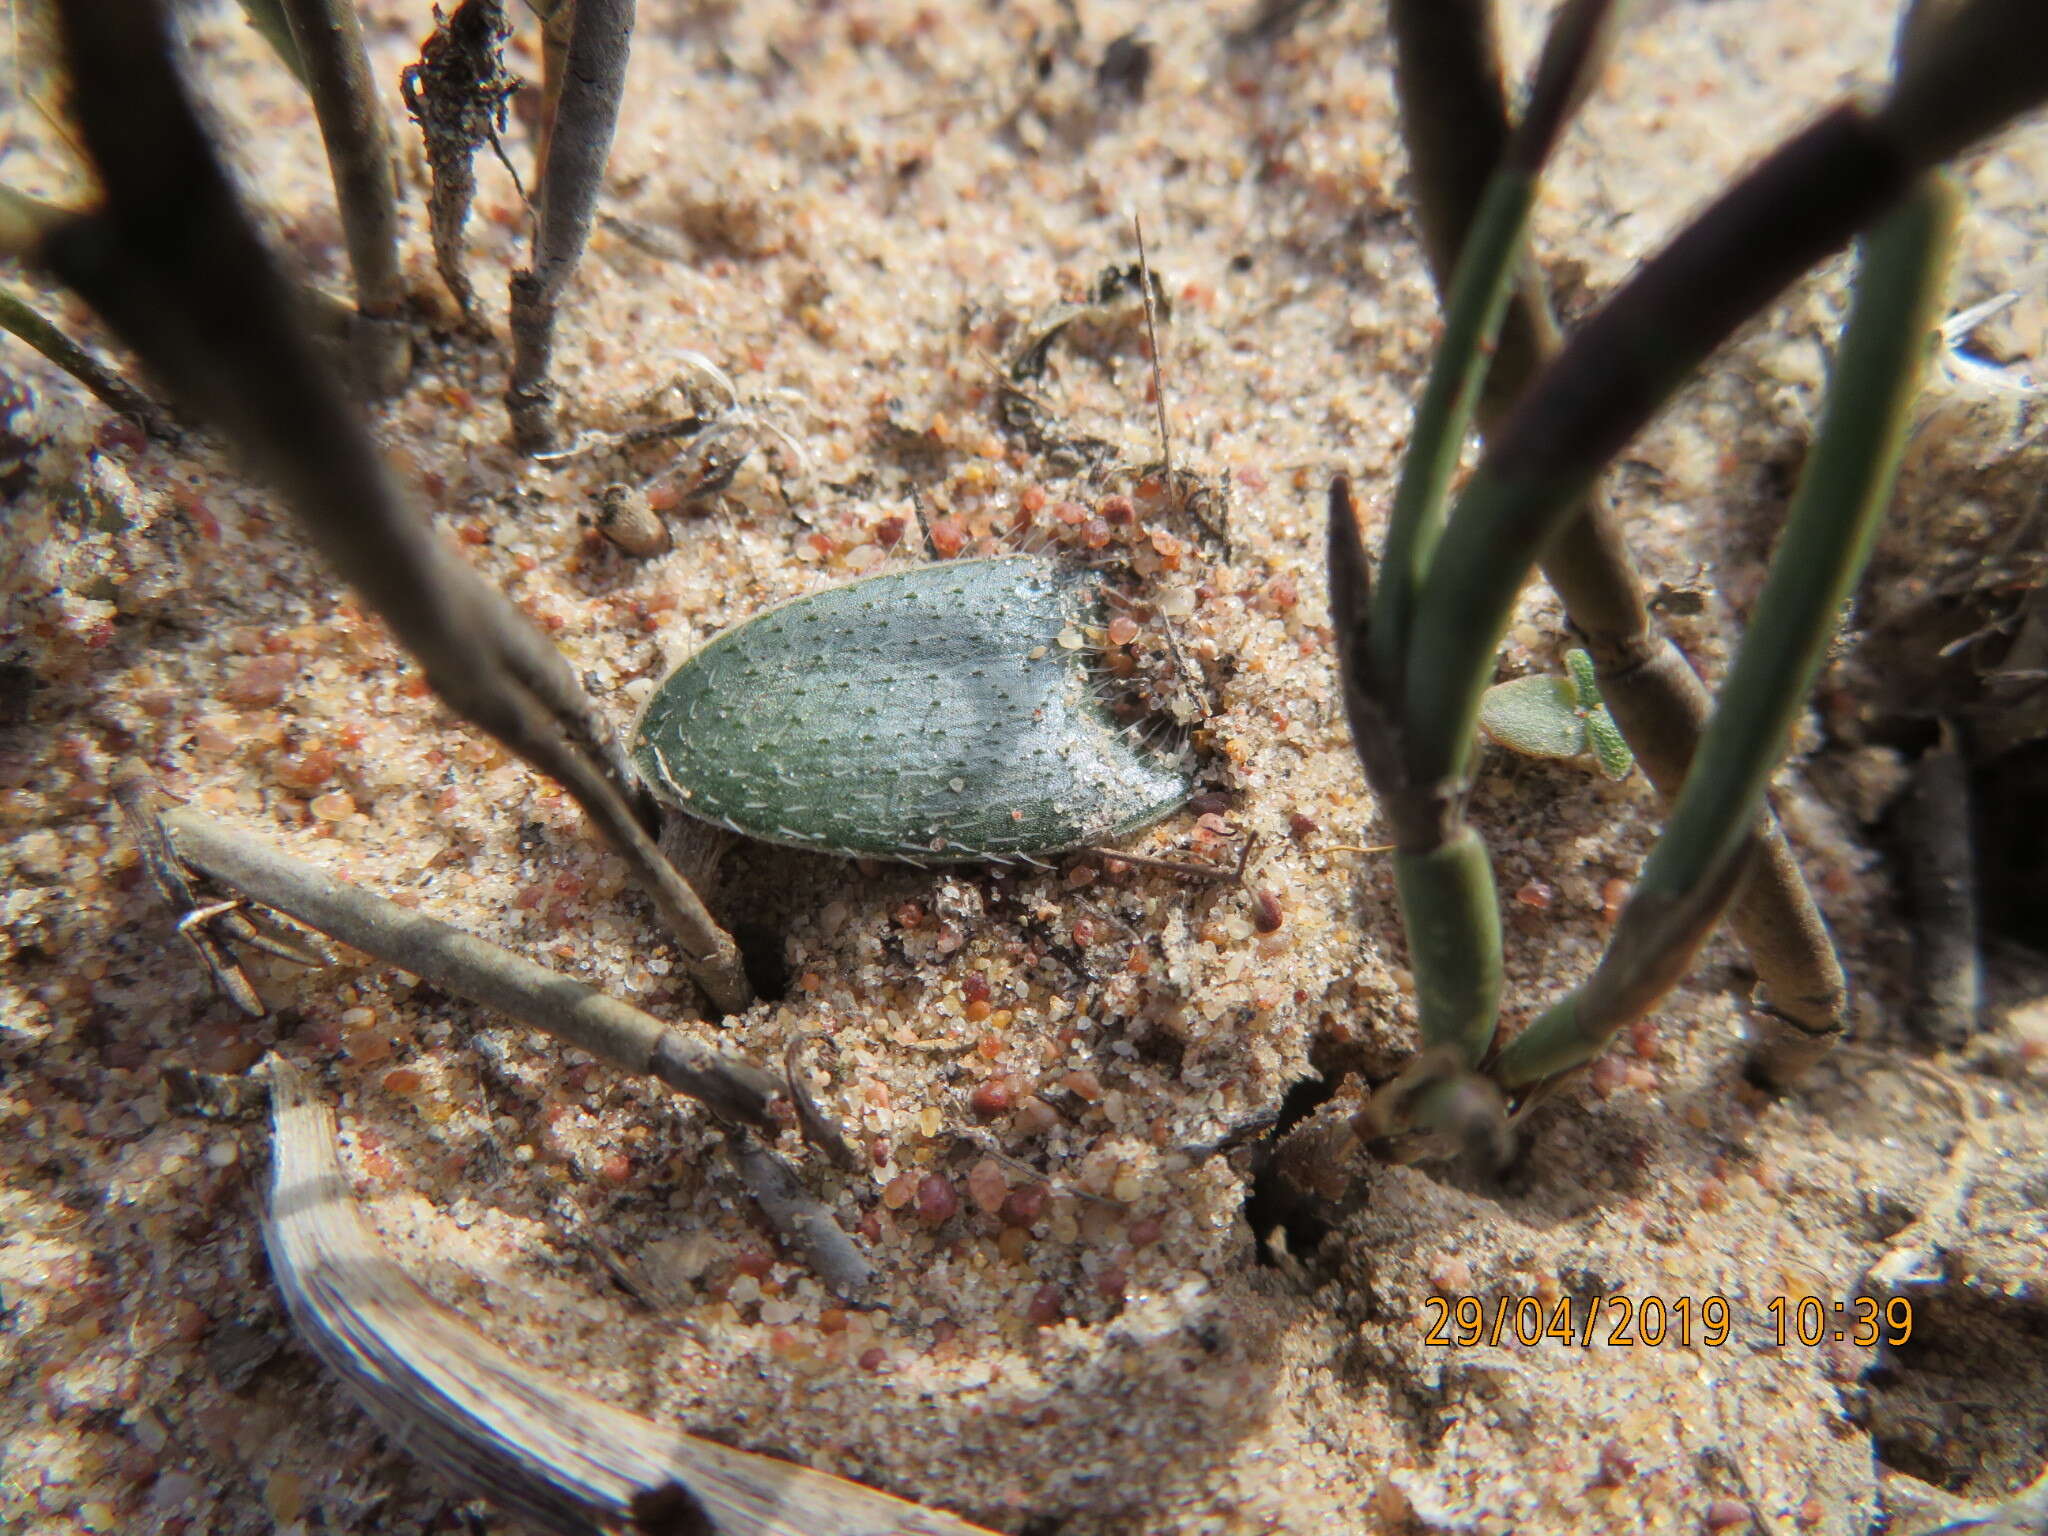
xmin=3 ymin=1 xmax=2047 ymax=1533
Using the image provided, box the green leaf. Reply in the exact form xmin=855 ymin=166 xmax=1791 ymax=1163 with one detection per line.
xmin=1585 ymin=707 xmax=1635 ymax=780
xmin=1477 ymin=674 xmax=1587 ymax=760
xmin=1564 ymin=647 xmax=1601 ymax=709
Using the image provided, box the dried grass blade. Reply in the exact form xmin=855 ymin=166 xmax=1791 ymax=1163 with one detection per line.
xmin=260 ymin=1053 xmax=999 ymax=1536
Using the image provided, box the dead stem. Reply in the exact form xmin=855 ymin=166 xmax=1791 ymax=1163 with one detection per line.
xmin=1133 ymin=214 xmax=1175 ymax=513
xmin=784 ymin=1038 xmax=862 ymax=1172
xmin=1902 ymin=720 xmax=1983 ymax=1047
xmin=724 ymin=1129 xmax=877 ymax=1300
xmin=259 ymin=1053 xmax=993 ymax=1535
xmin=276 ymin=0 xmax=411 ymax=392
xmin=507 ymin=0 xmax=635 ymax=451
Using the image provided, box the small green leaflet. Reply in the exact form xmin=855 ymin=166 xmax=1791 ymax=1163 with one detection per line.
xmin=630 ymin=554 xmax=1194 ymax=861
xmin=1476 ymin=648 xmax=1635 ymax=780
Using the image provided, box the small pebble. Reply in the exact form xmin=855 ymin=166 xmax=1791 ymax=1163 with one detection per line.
xmin=1001 ymin=1184 xmax=1049 ymax=1228
xmin=1025 ymin=1283 xmax=1063 ymax=1326
xmin=1704 ymin=1498 xmax=1752 ymax=1532
xmin=969 ymin=1079 xmax=1015 ymax=1120
xmin=966 ymin=1158 xmax=1009 ymax=1213
xmin=914 ymin=1172 xmax=958 ymax=1224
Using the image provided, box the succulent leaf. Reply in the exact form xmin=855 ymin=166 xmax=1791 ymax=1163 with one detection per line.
xmin=1585 ymin=707 xmax=1636 ymax=780
xmin=630 ymin=554 xmax=1193 ymax=861
xmin=1476 ymin=674 xmax=1587 ymax=760
xmin=1564 ymin=647 xmax=1601 ymax=709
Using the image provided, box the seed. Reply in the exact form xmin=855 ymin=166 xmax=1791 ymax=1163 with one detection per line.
xmin=1513 ymin=879 xmax=1555 ymax=909
xmin=1601 ymin=877 xmax=1630 ymax=923
xmin=962 ymin=974 xmax=992 ymax=1004
xmin=928 ymin=517 xmax=967 ymax=557
xmin=1427 ymin=1256 xmax=1472 ymax=1293
xmin=1106 ymin=615 xmax=1140 ymax=645
xmin=1704 ymin=1498 xmax=1751 ymax=1532
xmin=1596 ymin=1441 xmax=1638 ymax=1485
xmin=1014 ymin=1096 xmax=1060 ymax=1136
xmin=1100 ymin=494 xmax=1134 ymax=525
xmin=966 ymin=1158 xmax=1009 ymax=1213
xmin=275 ymin=747 xmax=337 ymax=792
xmin=1252 ymin=889 xmax=1284 ymax=933
xmin=1071 ymin=916 xmax=1099 ymax=947
xmin=595 ymin=484 xmax=670 ymax=557
xmin=1061 ymin=1068 xmax=1104 ymax=1102
xmin=222 ymin=654 xmax=299 ymax=708
xmin=858 ymin=1346 xmax=888 ymax=1371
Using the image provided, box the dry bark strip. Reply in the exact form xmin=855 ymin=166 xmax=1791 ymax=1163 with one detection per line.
xmin=260 ymin=1053 xmax=996 ymax=1536
xmin=402 ymin=0 xmax=519 ymax=327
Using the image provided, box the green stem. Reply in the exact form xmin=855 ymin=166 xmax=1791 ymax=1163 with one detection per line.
xmin=1493 ymin=176 xmax=1956 ymax=1089
xmin=1369 ymin=0 xmax=1625 ymax=698
xmin=1370 ymin=169 xmax=1532 ymax=693
xmin=1394 ymin=827 xmax=1503 ymax=1068
xmin=234 ymin=0 xmax=311 ymax=87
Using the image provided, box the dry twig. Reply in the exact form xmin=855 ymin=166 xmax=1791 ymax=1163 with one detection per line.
xmin=1902 ymin=720 xmax=1983 ymax=1047
xmin=131 ymin=786 xmax=779 ymax=1131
